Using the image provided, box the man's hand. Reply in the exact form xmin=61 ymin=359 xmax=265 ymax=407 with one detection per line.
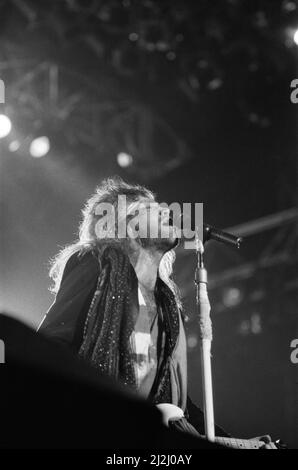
xmin=250 ymin=435 xmax=277 ymax=449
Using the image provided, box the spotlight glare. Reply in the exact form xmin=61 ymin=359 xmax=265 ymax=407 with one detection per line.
xmin=117 ymin=152 xmax=133 ymax=168
xmin=222 ymin=287 xmax=243 ymax=308
xmin=29 ymin=136 xmax=50 ymax=158
xmin=8 ymin=140 xmax=20 ymax=152
xmin=294 ymin=29 xmax=298 ymax=45
xmin=187 ymin=334 xmax=198 ymax=349
xmin=0 ymin=114 xmax=12 ymax=139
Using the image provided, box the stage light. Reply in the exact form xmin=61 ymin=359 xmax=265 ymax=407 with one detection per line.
xmin=283 ymin=1 xmax=297 ymax=12
xmin=8 ymin=140 xmax=20 ymax=152
xmin=129 ymin=32 xmax=138 ymax=42
xmin=187 ymin=334 xmax=198 ymax=349
xmin=29 ymin=136 xmax=50 ymax=158
xmin=294 ymin=29 xmax=298 ymax=45
xmin=222 ymin=287 xmax=243 ymax=308
xmin=0 ymin=114 xmax=12 ymax=139
xmin=166 ymin=51 xmax=176 ymax=61
xmin=238 ymin=313 xmax=262 ymax=336
xmin=251 ymin=313 xmax=262 ymax=335
xmin=117 ymin=152 xmax=133 ymax=167
xmin=207 ymin=78 xmax=223 ymax=90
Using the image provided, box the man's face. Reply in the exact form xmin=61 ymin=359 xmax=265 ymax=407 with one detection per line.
xmin=126 ymin=197 xmax=179 ymax=251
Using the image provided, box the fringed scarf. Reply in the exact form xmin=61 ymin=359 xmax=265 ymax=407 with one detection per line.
xmin=78 ymin=244 xmax=187 ymax=411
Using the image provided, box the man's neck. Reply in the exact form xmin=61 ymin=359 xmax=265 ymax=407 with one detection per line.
xmin=128 ymin=242 xmax=163 ymax=292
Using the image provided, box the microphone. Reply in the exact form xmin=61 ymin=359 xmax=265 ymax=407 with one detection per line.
xmin=175 ymin=213 xmax=243 ymax=248
xmin=203 ymin=224 xmax=242 ymax=248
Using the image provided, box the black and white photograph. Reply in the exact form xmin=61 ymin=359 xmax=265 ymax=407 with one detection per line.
xmin=0 ymin=0 xmax=297 ymax=454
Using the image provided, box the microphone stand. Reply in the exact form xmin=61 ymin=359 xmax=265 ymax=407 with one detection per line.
xmin=194 ymin=228 xmax=215 ymax=442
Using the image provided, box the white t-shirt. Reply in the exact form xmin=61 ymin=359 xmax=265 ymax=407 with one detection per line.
xmin=129 ymin=286 xmax=163 ymax=398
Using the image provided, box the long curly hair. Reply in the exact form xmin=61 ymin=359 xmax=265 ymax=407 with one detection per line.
xmin=49 ymin=176 xmax=182 ymax=309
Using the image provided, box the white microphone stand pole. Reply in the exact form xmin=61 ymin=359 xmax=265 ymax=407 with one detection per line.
xmin=194 ymin=228 xmax=215 ymax=442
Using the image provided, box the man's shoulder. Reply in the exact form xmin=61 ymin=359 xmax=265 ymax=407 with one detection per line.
xmin=62 ymin=248 xmax=100 ymax=281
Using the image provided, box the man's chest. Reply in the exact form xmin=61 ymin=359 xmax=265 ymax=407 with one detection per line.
xmin=129 ymin=286 xmax=162 ymax=396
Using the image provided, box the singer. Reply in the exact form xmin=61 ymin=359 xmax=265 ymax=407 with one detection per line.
xmin=37 ymin=176 xmax=274 ymax=447
xmin=38 ymin=176 xmax=228 ymax=438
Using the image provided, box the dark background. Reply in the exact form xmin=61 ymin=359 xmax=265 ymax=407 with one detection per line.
xmin=0 ymin=0 xmax=297 ymax=448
